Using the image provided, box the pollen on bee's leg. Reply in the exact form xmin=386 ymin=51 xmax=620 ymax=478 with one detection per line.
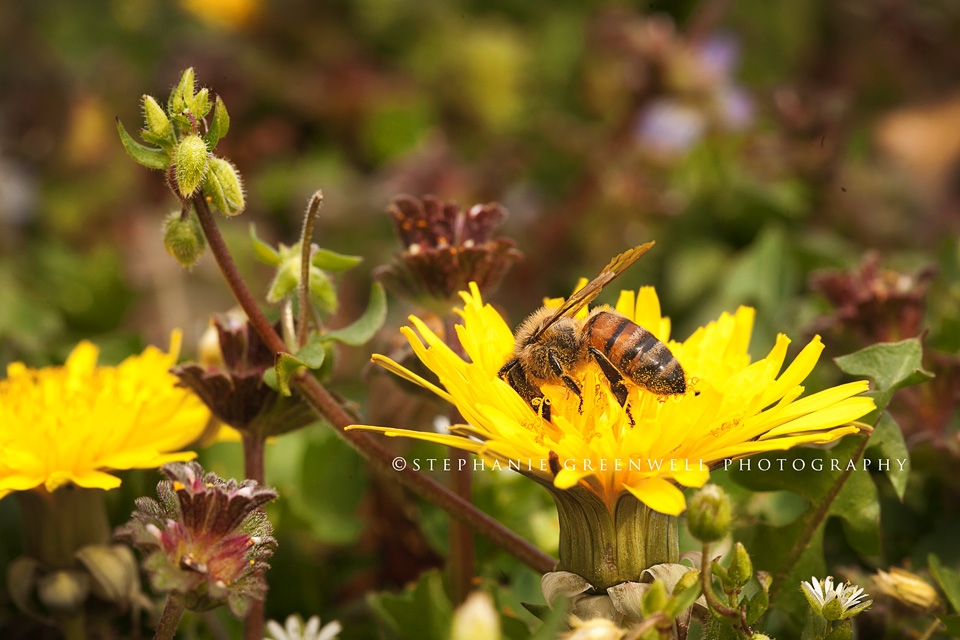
xmin=625 ymin=404 xmax=635 ymax=428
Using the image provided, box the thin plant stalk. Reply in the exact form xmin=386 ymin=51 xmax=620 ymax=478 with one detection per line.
xmin=191 ymin=194 xmax=556 ymax=575
xmin=445 ymin=314 xmax=474 ymax=604
xmin=153 ymin=596 xmax=185 ymax=640
xmin=297 ymin=191 xmax=323 ymax=347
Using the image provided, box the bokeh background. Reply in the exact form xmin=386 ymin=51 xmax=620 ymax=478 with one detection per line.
xmin=2 ymin=0 xmax=960 ymax=638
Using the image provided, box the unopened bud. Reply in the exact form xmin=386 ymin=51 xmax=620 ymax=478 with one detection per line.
xmin=202 ymin=156 xmax=245 ymax=215
xmin=751 ymin=635 xmax=773 ymax=640
xmin=192 ymin=87 xmax=211 ymax=119
xmin=728 ymin=542 xmax=753 ymax=588
xmin=163 ymin=211 xmax=206 ymax=267
xmin=37 ymin=570 xmax=90 ymax=616
xmin=674 ymin=570 xmax=700 ymax=594
xmin=174 ymin=135 xmax=209 ymax=196
xmin=642 ymin=580 xmax=668 ymax=615
xmin=686 ymin=484 xmax=731 ymax=543
xmin=142 ymin=95 xmax=172 ymax=141
xmin=169 ymin=67 xmax=196 ymax=115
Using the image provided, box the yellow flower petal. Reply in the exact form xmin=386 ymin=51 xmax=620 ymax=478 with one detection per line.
xmin=353 ymin=285 xmax=875 ymax=514
xmin=0 ymin=332 xmax=210 ymax=498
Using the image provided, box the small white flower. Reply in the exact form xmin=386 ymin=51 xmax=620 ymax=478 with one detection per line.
xmin=801 ymin=576 xmax=871 ymax=621
xmin=264 ymin=614 xmax=342 ymax=640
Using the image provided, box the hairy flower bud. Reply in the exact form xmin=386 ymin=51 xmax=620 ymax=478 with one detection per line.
xmin=174 ymin=135 xmax=209 ymax=197
xmin=203 ymin=156 xmax=245 ymax=216
xmin=728 ymin=542 xmax=753 ymax=588
xmin=686 ymin=485 xmax=731 ymax=543
xmin=169 ymin=67 xmax=196 ymax=116
xmin=163 ymin=211 xmax=206 ymax=267
xmin=142 ymin=95 xmax=172 ymax=142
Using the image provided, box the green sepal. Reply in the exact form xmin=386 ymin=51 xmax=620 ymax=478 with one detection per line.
xmin=322 ymin=282 xmax=387 ymax=346
xmin=273 ymin=340 xmax=327 ymax=396
xmin=191 ymin=87 xmax=211 ymax=119
xmin=142 ymin=95 xmax=173 ymax=148
xmin=930 ymin=554 xmax=960 ymax=614
xmin=519 ymin=602 xmax=552 ymax=623
xmin=168 ymin=67 xmax=195 ymax=115
xmin=202 ymin=156 xmax=244 ymax=216
xmin=641 ymin=580 xmax=668 ymax=617
xmin=308 ymin=267 xmax=338 ymax=315
xmin=311 ymin=248 xmax=362 ymax=271
xmin=664 ymin=580 xmax=702 ymax=618
xmin=249 ymin=225 xmax=282 ymax=265
xmin=711 ymin=560 xmax=735 ymax=592
xmin=116 ymin=118 xmax=170 ymax=170
xmin=7 ymin=556 xmax=43 ymax=619
xmin=203 ymin=96 xmax=230 ymax=150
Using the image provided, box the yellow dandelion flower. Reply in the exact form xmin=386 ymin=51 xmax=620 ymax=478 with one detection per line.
xmin=0 ymin=331 xmax=211 ymax=498
xmin=351 ymin=284 xmax=875 ymax=517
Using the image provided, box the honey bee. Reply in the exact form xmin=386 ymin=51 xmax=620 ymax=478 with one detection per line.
xmin=498 ymin=242 xmax=686 ymax=422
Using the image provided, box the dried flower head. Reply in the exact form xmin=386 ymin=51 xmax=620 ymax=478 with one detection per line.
xmin=810 ymin=253 xmax=936 ymax=345
xmin=171 ymin=315 xmax=315 ymax=437
xmin=116 ymin=461 xmax=277 ymax=617
xmin=376 ymin=195 xmax=522 ymax=303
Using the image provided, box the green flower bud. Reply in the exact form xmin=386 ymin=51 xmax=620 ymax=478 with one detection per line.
xmin=642 ymin=580 xmax=668 ymax=616
xmin=202 ymin=156 xmax=245 ymax=216
xmin=728 ymin=542 xmax=753 ymax=588
xmin=686 ymin=484 xmax=731 ymax=543
xmin=192 ymin=87 xmax=211 ymax=119
xmin=674 ymin=570 xmax=700 ymax=594
xmin=142 ymin=95 xmax=172 ymax=141
xmin=169 ymin=67 xmax=196 ymax=115
xmin=751 ymin=635 xmax=773 ymax=640
xmin=174 ymin=135 xmax=209 ymax=196
xmin=163 ymin=211 xmax=206 ymax=267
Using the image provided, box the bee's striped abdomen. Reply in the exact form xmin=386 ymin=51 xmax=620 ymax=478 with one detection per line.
xmin=585 ymin=310 xmax=686 ymax=395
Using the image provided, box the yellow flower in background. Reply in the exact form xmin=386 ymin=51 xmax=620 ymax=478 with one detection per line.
xmin=352 ymin=284 xmax=875 ymax=516
xmin=0 ymin=332 xmax=210 ymax=498
xmin=180 ymin=0 xmax=260 ymax=30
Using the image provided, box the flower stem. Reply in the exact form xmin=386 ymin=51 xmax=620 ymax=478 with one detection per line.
xmin=240 ymin=434 xmax=267 ymax=640
xmin=918 ymin=617 xmax=943 ymax=640
xmin=444 ymin=315 xmax=474 ymax=604
xmin=700 ymin=542 xmax=739 ymax=621
xmin=770 ymin=433 xmax=871 ymax=601
xmin=191 ymin=194 xmax=556 ymax=575
xmin=153 ymin=596 xmax=185 ymax=640
xmin=297 ymin=191 xmax=323 ymax=347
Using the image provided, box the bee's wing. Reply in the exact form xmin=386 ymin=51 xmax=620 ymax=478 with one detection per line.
xmin=531 ymin=241 xmax=655 ymax=340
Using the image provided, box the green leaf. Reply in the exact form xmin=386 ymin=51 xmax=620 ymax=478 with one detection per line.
xmin=665 ymin=582 xmax=701 ymax=618
xmin=520 ymin=602 xmax=552 ymax=622
xmin=834 ymin=338 xmax=933 ymax=394
xmin=824 ymin=619 xmax=852 ymax=640
xmin=368 ymin=571 xmax=453 ymax=640
xmin=307 ymin=267 xmax=338 ymax=315
xmin=929 ymin=554 xmax=960 ymax=614
xmin=322 ymin=282 xmax=387 ymax=346
xmin=249 ymin=225 xmax=281 ymax=265
xmin=116 ymin=118 xmax=170 ymax=170
xmin=865 ymin=412 xmax=910 ymax=500
xmin=273 ymin=341 xmax=326 ymax=396
xmin=311 ymin=248 xmax=363 ymax=271
xmin=204 ymin=96 xmax=230 ymax=150
xmin=800 ymin=608 xmax=828 ymax=640
xmin=528 ymin=601 xmax=569 ymax=640
xmin=745 ymin=586 xmax=768 ymax=626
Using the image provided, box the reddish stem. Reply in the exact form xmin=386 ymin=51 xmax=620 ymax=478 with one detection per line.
xmin=191 ymin=195 xmax=555 ymax=575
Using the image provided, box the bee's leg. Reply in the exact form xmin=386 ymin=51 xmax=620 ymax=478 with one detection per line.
xmin=503 ymin=358 xmax=551 ymax=422
xmin=548 ymin=350 xmax=583 ymax=412
xmin=588 ymin=347 xmax=634 ymax=426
